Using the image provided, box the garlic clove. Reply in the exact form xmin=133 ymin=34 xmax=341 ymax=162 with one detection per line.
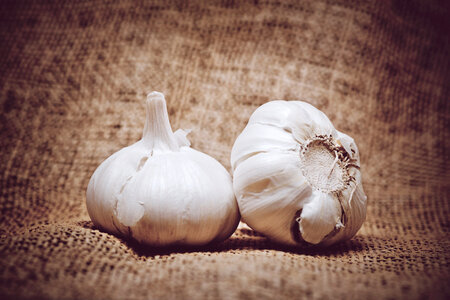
xmin=233 ymin=151 xmax=312 ymax=245
xmin=114 ymin=156 xmax=148 ymax=227
xmin=247 ymin=100 xmax=335 ymax=145
xmin=297 ymin=191 xmax=342 ymax=244
xmin=87 ymin=143 xmax=147 ymax=233
xmin=231 ymin=123 xmax=298 ymax=171
xmin=321 ymin=179 xmax=367 ymax=246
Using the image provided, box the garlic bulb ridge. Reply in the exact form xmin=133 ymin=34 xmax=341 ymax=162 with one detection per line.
xmin=87 ymin=91 xmax=239 ymax=246
xmin=231 ymin=100 xmax=367 ymax=246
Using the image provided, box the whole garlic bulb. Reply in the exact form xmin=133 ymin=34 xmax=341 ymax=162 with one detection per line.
xmin=87 ymin=92 xmax=239 ymax=246
xmin=231 ymin=100 xmax=367 ymax=246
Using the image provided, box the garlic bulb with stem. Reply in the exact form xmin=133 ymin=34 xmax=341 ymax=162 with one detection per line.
xmin=87 ymin=91 xmax=239 ymax=246
xmin=231 ymin=100 xmax=367 ymax=247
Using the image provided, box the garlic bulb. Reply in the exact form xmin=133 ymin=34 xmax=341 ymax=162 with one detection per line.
xmin=87 ymin=92 xmax=239 ymax=246
xmin=231 ymin=100 xmax=367 ymax=246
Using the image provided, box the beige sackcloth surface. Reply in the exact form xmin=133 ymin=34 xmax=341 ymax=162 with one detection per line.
xmin=0 ymin=1 xmax=449 ymax=299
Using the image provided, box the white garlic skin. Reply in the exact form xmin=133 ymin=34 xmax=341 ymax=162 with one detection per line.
xmin=87 ymin=92 xmax=239 ymax=246
xmin=231 ymin=100 xmax=367 ymax=246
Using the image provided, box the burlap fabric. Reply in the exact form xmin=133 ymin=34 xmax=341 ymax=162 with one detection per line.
xmin=1 ymin=0 xmax=449 ymax=299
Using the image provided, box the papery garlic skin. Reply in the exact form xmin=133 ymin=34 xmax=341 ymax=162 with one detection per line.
xmin=231 ymin=100 xmax=367 ymax=246
xmin=87 ymin=92 xmax=239 ymax=246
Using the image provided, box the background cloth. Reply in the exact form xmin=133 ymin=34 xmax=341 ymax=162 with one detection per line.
xmin=0 ymin=0 xmax=449 ymax=299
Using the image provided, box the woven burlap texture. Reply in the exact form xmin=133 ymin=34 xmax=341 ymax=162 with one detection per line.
xmin=1 ymin=0 xmax=449 ymax=299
